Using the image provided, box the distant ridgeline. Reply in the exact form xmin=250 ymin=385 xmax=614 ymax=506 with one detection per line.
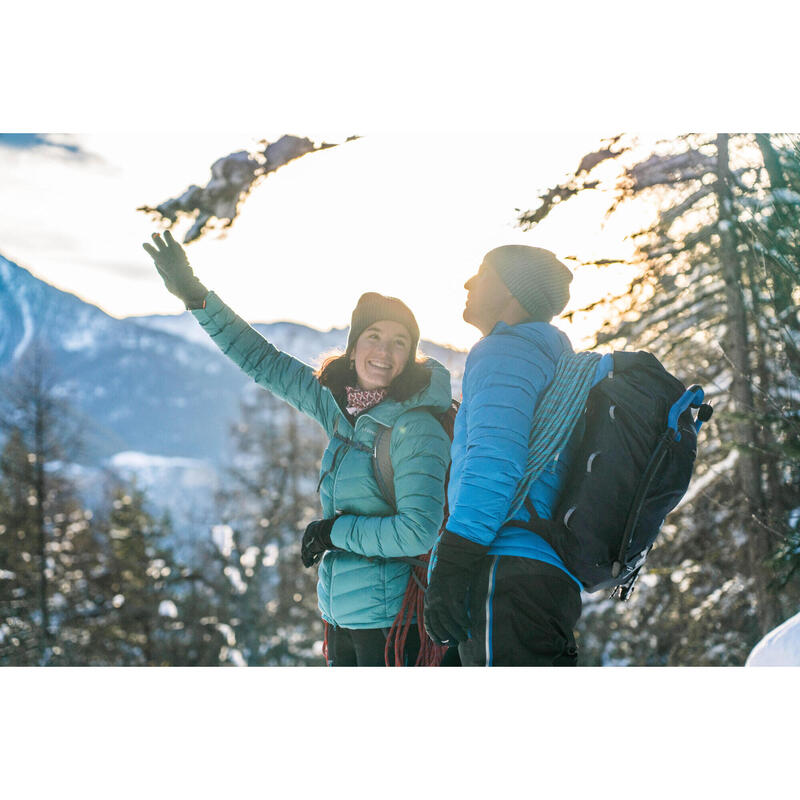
xmin=0 ymin=254 xmax=466 ymax=466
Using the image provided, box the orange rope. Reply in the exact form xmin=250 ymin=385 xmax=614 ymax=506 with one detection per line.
xmin=323 ymin=559 xmax=446 ymax=666
xmin=384 ymin=553 xmax=447 ymax=666
xmin=383 ymin=423 xmax=456 ymax=668
xmin=322 ymin=620 xmax=330 ymax=666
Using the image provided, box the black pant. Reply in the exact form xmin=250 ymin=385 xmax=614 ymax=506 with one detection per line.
xmin=327 ymin=625 xmax=421 ymax=666
xmin=458 ymin=556 xmax=582 ymax=667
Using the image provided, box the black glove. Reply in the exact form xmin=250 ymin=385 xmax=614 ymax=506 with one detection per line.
xmin=301 ymin=518 xmax=336 ymax=568
xmin=142 ymin=230 xmax=208 ymax=309
xmin=424 ymin=530 xmax=489 ymax=646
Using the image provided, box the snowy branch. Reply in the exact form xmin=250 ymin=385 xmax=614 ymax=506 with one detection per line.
xmin=656 ymin=184 xmax=715 ymax=231
xmin=626 ymin=149 xmax=717 ymax=192
xmin=517 ymin=134 xmax=628 ymax=229
xmin=138 ymin=134 xmax=359 ymax=243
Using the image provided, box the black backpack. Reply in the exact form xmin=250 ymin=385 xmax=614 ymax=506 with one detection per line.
xmin=514 ymin=350 xmax=712 ymax=599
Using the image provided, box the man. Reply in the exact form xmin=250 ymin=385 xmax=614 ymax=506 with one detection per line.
xmin=424 ymin=244 xmax=583 ymax=666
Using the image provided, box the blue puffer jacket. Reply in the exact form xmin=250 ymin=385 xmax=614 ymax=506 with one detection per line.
xmin=192 ymin=292 xmax=452 ymax=629
xmin=445 ymin=320 xmax=583 ymax=586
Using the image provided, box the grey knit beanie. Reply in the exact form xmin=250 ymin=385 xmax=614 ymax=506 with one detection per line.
xmin=345 ymin=292 xmax=420 ymax=359
xmin=484 ymin=245 xmax=573 ymax=321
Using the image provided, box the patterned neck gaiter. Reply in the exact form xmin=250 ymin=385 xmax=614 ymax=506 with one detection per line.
xmin=345 ymin=385 xmax=388 ymax=416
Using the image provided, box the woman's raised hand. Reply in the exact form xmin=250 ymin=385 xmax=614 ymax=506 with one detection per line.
xmin=143 ymin=230 xmax=208 ymax=309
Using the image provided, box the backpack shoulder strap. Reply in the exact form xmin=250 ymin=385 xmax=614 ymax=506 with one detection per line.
xmin=372 ymin=403 xmax=459 ymax=512
xmin=372 ymin=425 xmax=396 ymax=510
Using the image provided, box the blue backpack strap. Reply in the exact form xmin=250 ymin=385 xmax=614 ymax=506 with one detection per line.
xmin=668 ymin=384 xmax=713 ymax=439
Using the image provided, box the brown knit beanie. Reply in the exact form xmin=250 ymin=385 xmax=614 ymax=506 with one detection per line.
xmin=484 ymin=245 xmax=573 ymax=321
xmin=345 ymin=292 xmax=420 ymax=359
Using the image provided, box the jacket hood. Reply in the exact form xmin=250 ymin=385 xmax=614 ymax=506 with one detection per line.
xmin=409 ymin=356 xmax=452 ymax=411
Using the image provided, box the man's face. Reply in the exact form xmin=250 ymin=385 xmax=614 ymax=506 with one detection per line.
xmin=463 ymin=260 xmax=514 ymax=334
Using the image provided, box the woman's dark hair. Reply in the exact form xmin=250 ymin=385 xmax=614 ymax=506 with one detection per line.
xmin=316 ymin=351 xmax=433 ymax=403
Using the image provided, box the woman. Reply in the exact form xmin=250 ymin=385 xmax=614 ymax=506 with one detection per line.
xmin=143 ymin=231 xmax=452 ymax=666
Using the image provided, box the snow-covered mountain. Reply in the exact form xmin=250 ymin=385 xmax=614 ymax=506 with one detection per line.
xmin=0 ymin=253 xmax=466 ymax=467
xmin=130 ymin=312 xmax=468 ymax=392
xmin=0 ymin=255 xmax=245 ymax=462
xmin=131 ymin=311 xmax=348 ymax=362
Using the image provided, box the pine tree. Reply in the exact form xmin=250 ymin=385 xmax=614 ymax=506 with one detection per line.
xmin=0 ymin=344 xmax=243 ymax=666
xmin=0 ymin=428 xmax=44 ymax=664
xmin=518 ymin=133 xmax=800 ymax=664
xmin=88 ymin=484 xmax=184 ymax=665
xmin=210 ymin=387 xmax=328 ymax=665
xmin=745 ymin=135 xmax=800 ymax=593
xmin=0 ymin=343 xmax=92 ymax=665
xmin=166 ymin=537 xmax=239 ymax=666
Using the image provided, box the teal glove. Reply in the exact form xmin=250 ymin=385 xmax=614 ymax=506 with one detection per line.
xmin=143 ymin=230 xmax=208 ymax=309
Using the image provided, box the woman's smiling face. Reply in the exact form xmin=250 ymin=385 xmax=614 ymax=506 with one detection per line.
xmin=351 ymin=320 xmax=412 ymax=390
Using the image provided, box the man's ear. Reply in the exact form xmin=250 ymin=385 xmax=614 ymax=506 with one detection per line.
xmin=500 ymin=293 xmax=533 ymax=327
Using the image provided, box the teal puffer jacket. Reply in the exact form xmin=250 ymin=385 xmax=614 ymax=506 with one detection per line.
xmin=192 ymin=292 xmax=452 ymax=629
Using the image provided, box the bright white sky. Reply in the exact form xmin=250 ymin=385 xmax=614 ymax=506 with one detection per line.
xmin=3 ymin=2 xmax=796 ymax=352
xmin=0 ymin=130 xmax=648 ymax=351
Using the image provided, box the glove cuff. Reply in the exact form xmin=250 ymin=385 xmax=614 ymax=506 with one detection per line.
xmin=435 ymin=529 xmax=490 ymax=570
xmin=184 ymin=285 xmax=209 ymax=310
xmin=316 ymin=517 xmax=335 ymax=549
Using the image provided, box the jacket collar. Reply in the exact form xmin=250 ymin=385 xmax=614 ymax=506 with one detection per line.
xmin=488 ymin=319 xmax=573 ymax=355
xmin=342 ymin=357 xmax=452 ymax=428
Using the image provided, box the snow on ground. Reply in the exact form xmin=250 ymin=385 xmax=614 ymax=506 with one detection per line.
xmin=109 ymin=451 xmax=217 ymax=484
xmin=107 ymin=451 xmax=219 ymax=512
xmin=106 ymin=451 xmax=220 ymax=553
xmin=746 ymin=610 xmax=800 ymax=666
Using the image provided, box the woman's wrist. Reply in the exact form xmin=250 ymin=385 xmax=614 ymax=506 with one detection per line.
xmin=184 ymin=286 xmax=209 ymax=310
